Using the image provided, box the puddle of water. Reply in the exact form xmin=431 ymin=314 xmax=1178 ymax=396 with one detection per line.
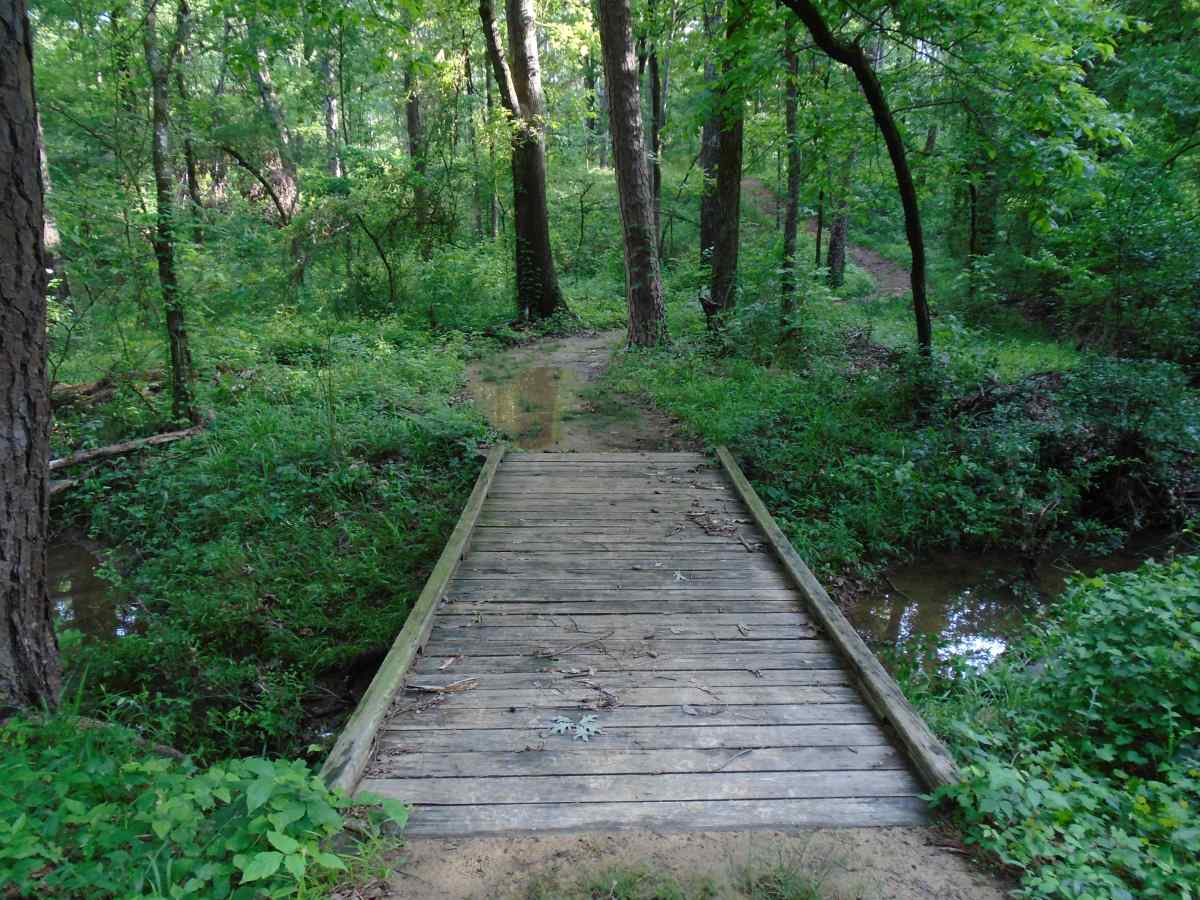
xmin=846 ymin=534 xmax=1181 ymax=666
xmin=468 ymin=366 xmax=583 ymax=449
xmin=49 ymin=537 xmax=134 ymax=641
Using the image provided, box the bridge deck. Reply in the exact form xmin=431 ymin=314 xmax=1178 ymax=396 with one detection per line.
xmin=333 ymin=450 xmax=955 ymax=837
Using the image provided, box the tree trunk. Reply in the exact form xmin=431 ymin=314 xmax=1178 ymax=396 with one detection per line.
xmin=708 ymin=0 xmax=747 ymax=324
xmin=248 ymin=41 xmax=299 ymax=218
xmin=479 ymin=0 xmax=565 ymax=320
xmin=0 ymin=0 xmax=60 ymax=713
xmin=698 ymin=0 xmax=721 ymax=288
xmin=814 ymin=187 xmax=824 ymax=267
xmin=646 ymin=0 xmax=663 ymax=247
xmin=827 ymin=202 xmax=848 ymax=287
xmin=405 ymin=63 xmax=430 ymax=257
xmin=485 ymin=63 xmax=500 ymax=239
xmin=174 ymin=0 xmax=203 ymax=244
xmin=145 ymin=0 xmax=195 ymax=422
xmin=782 ymin=0 xmax=932 ymax=355
xmin=781 ymin=27 xmax=801 ymax=329
xmin=597 ymin=0 xmax=667 ymax=347
xmin=320 ymin=51 xmax=343 ymax=178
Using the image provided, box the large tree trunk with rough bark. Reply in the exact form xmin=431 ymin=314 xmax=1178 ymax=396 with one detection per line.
xmin=781 ymin=28 xmax=801 ymax=330
xmin=782 ymin=0 xmax=932 ymax=355
xmin=0 ymin=0 xmax=60 ymax=713
xmin=479 ymin=0 xmax=565 ymax=320
xmin=646 ymin=0 xmax=663 ymax=246
xmin=698 ymin=0 xmax=721 ymax=292
xmin=707 ymin=0 xmax=746 ymax=325
xmin=597 ymin=0 xmax=667 ymax=347
xmin=405 ymin=63 xmax=431 ymax=258
xmin=145 ymin=0 xmax=195 ymax=422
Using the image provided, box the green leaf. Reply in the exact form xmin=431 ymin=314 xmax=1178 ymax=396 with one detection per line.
xmin=266 ymin=830 xmax=300 ymax=854
xmin=239 ymin=851 xmax=283 ymax=883
xmin=246 ymin=777 xmax=273 ymax=813
xmin=313 ymin=851 xmax=347 ymax=871
xmin=283 ymin=853 xmax=306 ymax=881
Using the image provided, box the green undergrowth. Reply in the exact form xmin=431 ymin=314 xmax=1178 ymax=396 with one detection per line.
xmin=0 ymin=712 xmax=407 ymax=898
xmin=55 ymin=316 xmax=489 ymax=761
xmin=606 ymin=288 xmax=1198 ymax=576
xmin=895 ymin=555 xmax=1200 ymax=898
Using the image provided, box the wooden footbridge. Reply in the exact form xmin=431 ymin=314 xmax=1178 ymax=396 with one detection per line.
xmin=321 ymin=448 xmax=957 ymax=837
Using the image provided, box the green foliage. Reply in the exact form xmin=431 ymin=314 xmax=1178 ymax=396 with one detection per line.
xmin=0 ymin=714 xmax=407 ymax=899
xmin=903 ymin=557 xmax=1200 ymax=898
xmin=608 ymin=299 xmax=1197 ymax=574
xmin=58 ymin=319 xmax=488 ymax=760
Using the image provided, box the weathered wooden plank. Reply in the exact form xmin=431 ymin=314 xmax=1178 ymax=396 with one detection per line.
xmin=384 ymin=703 xmax=875 ymax=730
xmin=361 ymin=768 xmax=922 ymax=806
xmin=420 ymin=638 xmax=834 ymax=657
xmin=717 ymin=446 xmax=960 ymax=791
xmin=396 ymin=685 xmax=860 ymax=710
xmin=319 ymin=444 xmax=506 ymax=793
xmin=469 ymin=541 xmax=745 ymax=552
xmin=464 ymin=551 xmax=765 ymax=563
xmin=456 ymin=561 xmax=784 ymax=576
xmin=451 ymin=578 xmax=796 ymax=592
xmin=435 ymin=612 xmax=810 ymax=628
xmin=400 ymin=796 xmax=930 ymax=837
xmin=477 ymin=514 xmax=736 ymax=524
xmin=443 ymin=588 xmax=797 ymax=602
xmin=411 ymin=651 xmax=843 ymax=674
xmin=427 ymin=624 xmax=817 ymax=642
xmin=401 ymin=669 xmax=851 ymax=691
xmin=439 ymin=600 xmax=802 ymax=615
xmin=505 ymin=452 xmax=709 ymax=462
xmin=471 ymin=529 xmax=743 ymax=543
xmin=367 ymin=745 xmax=906 ymax=779
xmin=377 ymin=722 xmax=891 ymax=753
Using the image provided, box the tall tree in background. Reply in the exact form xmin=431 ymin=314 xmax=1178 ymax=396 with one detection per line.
xmin=698 ymin=0 xmax=721 ymax=306
xmin=707 ymin=0 xmax=747 ymax=325
xmin=782 ymin=0 xmax=932 ymax=355
xmin=780 ymin=24 xmax=801 ymax=331
xmin=0 ymin=0 xmax=60 ymax=712
xmin=598 ymin=0 xmax=667 ymax=346
xmin=144 ymin=0 xmax=195 ymax=421
xmin=479 ymin=0 xmax=566 ymax=320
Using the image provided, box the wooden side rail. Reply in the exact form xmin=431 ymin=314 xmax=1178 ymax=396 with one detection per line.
xmin=716 ymin=446 xmax=960 ymax=791
xmin=321 ymin=443 xmax=507 ymax=793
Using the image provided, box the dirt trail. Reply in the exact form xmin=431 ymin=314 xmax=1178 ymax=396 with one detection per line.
xmin=465 ymin=329 xmax=687 ymax=452
xmin=741 ymin=178 xmax=911 ymax=299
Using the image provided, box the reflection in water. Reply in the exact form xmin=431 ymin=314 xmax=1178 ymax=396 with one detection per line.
xmin=846 ymin=537 xmax=1179 ymax=666
xmin=49 ymin=539 xmax=134 ymax=641
xmin=468 ymin=366 xmax=579 ymax=449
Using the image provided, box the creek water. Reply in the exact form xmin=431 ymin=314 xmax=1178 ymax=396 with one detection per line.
xmin=49 ymin=535 xmax=135 ymax=641
xmin=845 ymin=533 xmax=1182 ymax=665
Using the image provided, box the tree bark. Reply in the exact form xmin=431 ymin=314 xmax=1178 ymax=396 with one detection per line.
xmin=708 ymin=0 xmax=747 ymax=324
xmin=698 ymin=0 xmax=721 ymax=290
xmin=485 ymin=63 xmax=500 ymax=239
xmin=646 ymin=0 xmax=663 ymax=247
xmin=0 ymin=0 xmax=60 ymax=713
xmin=827 ymin=150 xmax=855 ymax=288
xmin=320 ymin=51 xmax=343 ymax=178
xmin=782 ymin=0 xmax=932 ymax=355
xmin=597 ymin=0 xmax=667 ymax=347
xmin=248 ymin=41 xmax=299 ymax=218
xmin=405 ymin=62 xmax=430 ymax=258
xmin=145 ymin=0 xmax=195 ymax=422
xmin=781 ymin=27 xmax=801 ymax=329
xmin=479 ymin=0 xmax=565 ymax=320
xmin=174 ymin=0 xmax=203 ymax=244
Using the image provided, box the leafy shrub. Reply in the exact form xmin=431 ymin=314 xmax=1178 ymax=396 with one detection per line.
xmin=0 ymin=714 xmax=407 ymax=898
xmin=912 ymin=557 xmax=1200 ymax=898
xmin=63 ymin=326 xmax=488 ymax=760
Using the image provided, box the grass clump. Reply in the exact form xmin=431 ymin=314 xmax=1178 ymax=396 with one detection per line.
xmin=900 ymin=555 xmax=1200 ymax=898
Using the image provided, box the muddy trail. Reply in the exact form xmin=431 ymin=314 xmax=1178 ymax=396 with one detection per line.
xmin=741 ymin=178 xmax=911 ymax=299
xmin=466 ymin=330 xmax=690 ymax=452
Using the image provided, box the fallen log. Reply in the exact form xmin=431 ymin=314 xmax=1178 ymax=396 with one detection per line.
xmin=49 ymin=479 xmax=76 ymax=497
xmin=49 ymin=421 xmax=207 ymax=472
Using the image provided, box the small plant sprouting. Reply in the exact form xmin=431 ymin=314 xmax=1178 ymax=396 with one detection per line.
xmin=550 ymin=714 xmax=602 ymax=741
